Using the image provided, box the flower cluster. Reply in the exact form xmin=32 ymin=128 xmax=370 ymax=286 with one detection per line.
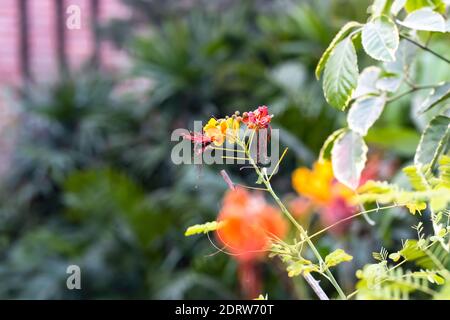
xmin=184 ymin=106 xmax=273 ymax=152
xmin=242 ymin=106 xmax=273 ymax=130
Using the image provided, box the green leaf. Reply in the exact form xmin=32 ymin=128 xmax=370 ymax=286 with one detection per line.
xmin=332 ymin=129 xmax=368 ymax=189
xmin=353 ymin=66 xmax=382 ymax=98
xmin=437 ymin=155 xmax=450 ymax=188
xmin=348 ymin=95 xmax=386 ymax=136
xmin=315 ymin=21 xmax=361 ymax=80
xmin=404 ymin=0 xmax=446 ymax=14
xmin=362 ymin=16 xmax=399 ymax=62
xmin=397 ymin=240 xmax=437 ymax=269
xmin=399 ymin=8 xmax=447 ymax=32
xmin=286 ymin=259 xmax=320 ymax=276
xmin=402 ymin=165 xmax=432 ymax=191
xmin=325 ymin=249 xmax=353 ymax=268
xmin=415 ymin=115 xmax=450 ymax=169
xmin=419 ymin=82 xmax=450 ymax=113
xmin=185 ymin=221 xmax=223 ymax=236
xmin=356 ymin=180 xmax=399 ymax=204
xmin=377 ymin=75 xmax=402 ymax=92
xmin=381 ymin=39 xmax=417 ymax=78
xmin=391 ymin=0 xmax=407 ymax=15
xmin=413 ymin=271 xmax=445 ymax=285
xmin=318 ymin=128 xmax=346 ymax=162
xmin=323 ymin=38 xmax=359 ymax=110
xmin=369 ymin=0 xmax=390 ymax=16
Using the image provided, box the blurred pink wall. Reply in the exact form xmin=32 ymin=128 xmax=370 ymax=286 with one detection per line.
xmin=0 ymin=0 xmax=131 ymax=176
xmin=0 ymin=0 xmax=130 ymax=86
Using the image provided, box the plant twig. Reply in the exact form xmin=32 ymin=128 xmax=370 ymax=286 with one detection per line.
xmin=400 ymin=35 xmax=450 ymax=65
xmin=303 ymin=273 xmax=330 ymax=300
xmin=387 ymin=84 xmax=438 ymax=103
xmin=220 ymin=170 xmax=235 ymax=190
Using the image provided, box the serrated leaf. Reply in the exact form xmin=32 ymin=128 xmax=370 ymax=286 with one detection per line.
xmin=362 ymin=16 xmax=399 ymax=62
xmin=318 ymin=128 xmax=346 ymax=162
xmin=332 ymin=130 xmax=368 ymax=189
xmin=419 ymin=82 xmax=450 ymax=113
xmin=415 ymin=115 xmax=450 ymax=169
xmin=315 ymin=21 xmax=361 ymax=80
xmin=378 ymin=77 xmax=402 ymax=92
xmin=348 ymin=95 xmax=386 ymax=136
xmin=399 ymin=8 xmax=447 ymax=32
xmin=353 ymin=66 xmax=382 ymax=98
xmin=325 ymin=249 xmax=353 ymax=268
xmin=323 ymin=38 xmax=359 ymax=110
xmin=381 ymin=39 xmax=417 ymax=81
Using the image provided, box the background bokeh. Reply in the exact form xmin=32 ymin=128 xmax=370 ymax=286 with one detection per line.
xmin=0 ymin=0 xmax=449 ymax=299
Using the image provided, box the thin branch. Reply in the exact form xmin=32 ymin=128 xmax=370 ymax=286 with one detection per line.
xmin=211 ymin=146 xmax=246 ymax=153
xmin=220 ymin=170 xmax=235 ymax=190
xmin=387 ymin=84 xmax=438 ymax=103
xmin=303 ymin=273 xmax=330 ymax=300
xmin=221 ymin=156 xmax=250 ymax=161
xmin=300 ymin=204 xmax=398 ymax=246
xmin=400 ymin=35 xmax=450 ymax=65
xmin=235 ymin=184 xmax=268 ymax=191
xmin=268 ymin=147 xmax=289 ymax=181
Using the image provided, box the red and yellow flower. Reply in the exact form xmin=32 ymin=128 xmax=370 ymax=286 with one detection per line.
xmin=242 ymin=105 xmax=273 ymax=130
xmin=184 ymin=106 xmax=272 ymax=152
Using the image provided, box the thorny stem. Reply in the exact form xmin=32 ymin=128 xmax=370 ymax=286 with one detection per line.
xmin=400 ymin=35 xmax=450 ymax=65
xmin=303 ymin=273 xmax=329 ymax=300
xmin=237 ymin=139 xmax=346 ymax=300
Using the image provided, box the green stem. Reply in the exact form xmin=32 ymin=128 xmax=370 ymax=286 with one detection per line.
xmin=265 ymin=181 xmax=347 ymax=300
xmin=241 ymin=141 xmax=347 ymax=300
xmin=387 ymin=84 xmax=439 ymax=103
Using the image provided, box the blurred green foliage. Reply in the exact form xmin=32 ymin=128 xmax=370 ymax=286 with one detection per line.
xmin=2 ymin=0 xmax=446 ymax=299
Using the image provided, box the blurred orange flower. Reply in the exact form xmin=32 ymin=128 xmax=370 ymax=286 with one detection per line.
xmin=292 ymin=161 xmax=351 ymax=205
xmin=216 ymin=187 xmax=287 ymax=262
xmin=216 ymin=187 xmax=287 ymax=299
xmin=291 ymin=159 xmax=381 ymax=234
xmin=291 ymin=160 xmax=355 ymax=234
